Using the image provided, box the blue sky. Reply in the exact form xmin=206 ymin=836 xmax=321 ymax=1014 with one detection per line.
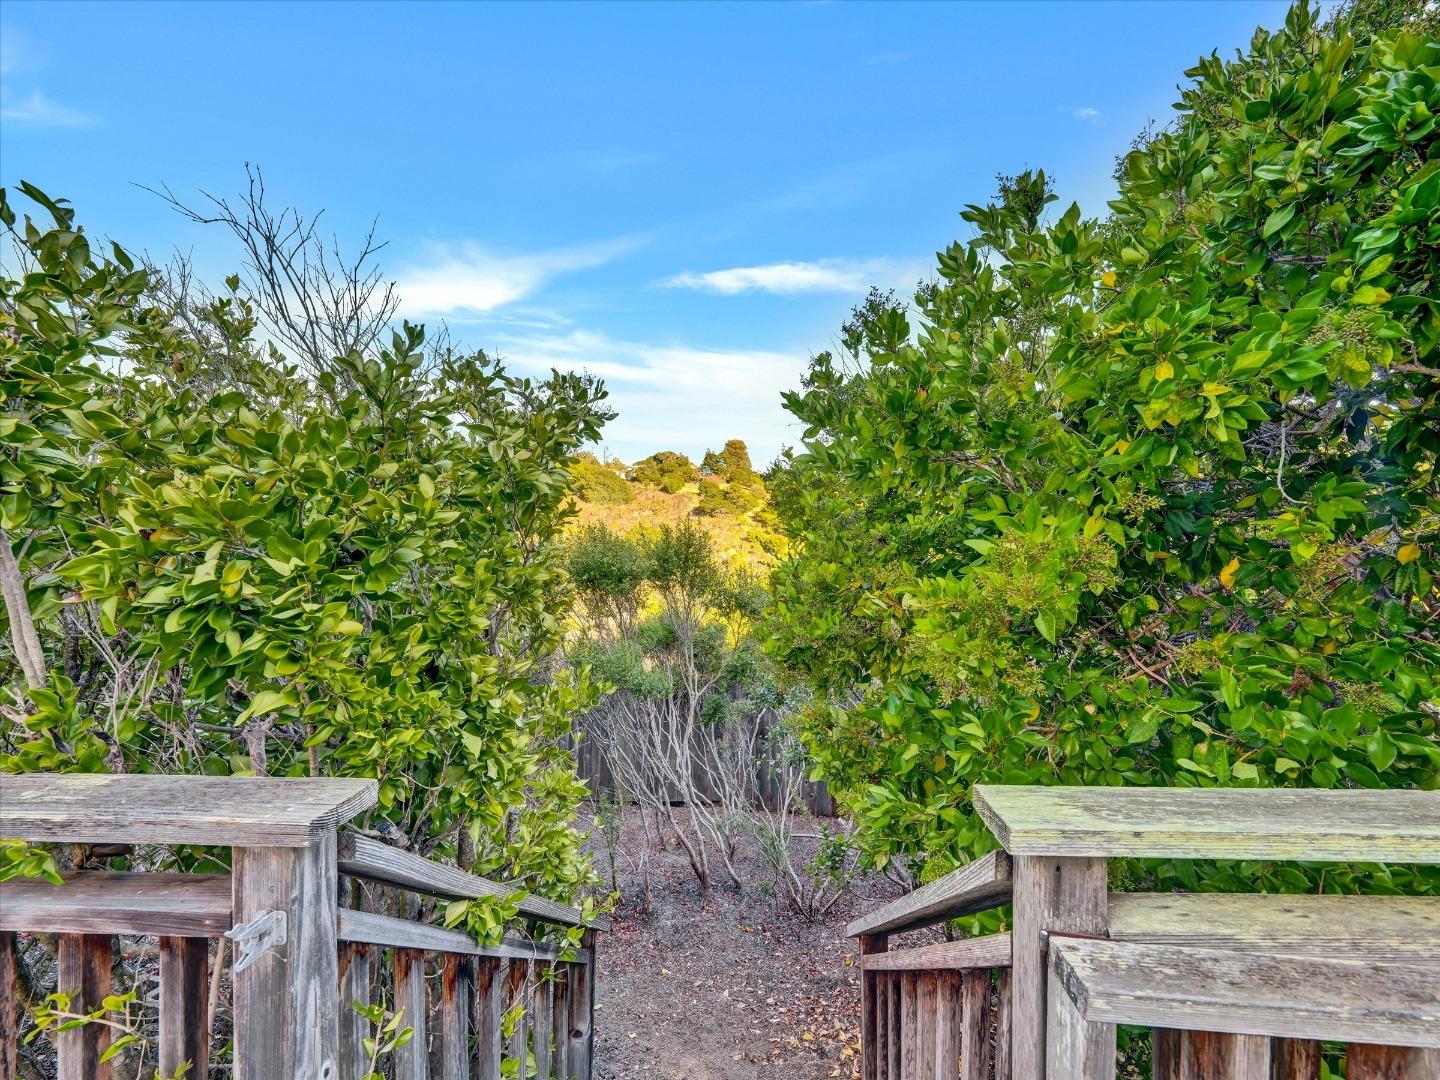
xmin=2 ymin=0 xmax=1290 ymax=464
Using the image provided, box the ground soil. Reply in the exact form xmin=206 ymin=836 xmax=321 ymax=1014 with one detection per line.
xmin=581 ymin=804 xmax=910 ymax=1080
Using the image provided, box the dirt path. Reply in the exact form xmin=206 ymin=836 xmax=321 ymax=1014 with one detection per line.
xmin=581 ymin=806 xmax=907 ymax=1080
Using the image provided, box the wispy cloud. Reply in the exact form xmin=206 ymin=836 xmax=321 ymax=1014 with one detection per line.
xmin=0 ymin=87 xmax=94 ymax=128
xmin=487 ymin=327 xmax=805 ymax=464
xmin=1070 ymin=106 xmax=1101 ymax=124
xmin=664 ymin=257 xmax=924 ymax=296
xmin=395 ymin=236 xmax=645 ymax=318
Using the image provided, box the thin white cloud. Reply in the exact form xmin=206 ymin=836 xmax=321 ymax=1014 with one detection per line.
xmin=395 ymin=236 xmax=644 ymax=318
xmin=486 ymin=327 xmax=805 ymax=465
xmin=0 ymin=87 xmax=94 ymax=128
xmin=1071 ymin=106 xmax=1101 ymax=124
xmin=665 ymin=257 xmax=923 ymax=296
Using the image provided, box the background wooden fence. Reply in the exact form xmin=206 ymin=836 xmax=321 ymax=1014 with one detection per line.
xmin=572 ymin=708 xmax=838 ymax=817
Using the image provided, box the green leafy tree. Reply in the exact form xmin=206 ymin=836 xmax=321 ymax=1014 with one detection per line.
xmin=570 ymin=452 xmax=635 ymax=506
xmin=770 ymin=3 xmax=1440 ymax=900
xmin=630 ymin=450 xmax=695 ymax=493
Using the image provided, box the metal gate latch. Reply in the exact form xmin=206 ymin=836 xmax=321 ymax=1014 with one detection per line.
xmin=225 ymin=909 xmax=287 ymax=972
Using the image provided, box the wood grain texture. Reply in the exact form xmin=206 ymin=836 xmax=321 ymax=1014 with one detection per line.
xmin=436 ymin=953 xmax=472 ymax=1080
xmin=1109 ymin=892 xmax=1440 ymax=962
xmin=1 ymin=772 xmax=376 ymax=846
xmin=338 ymin=942 xmax=372 ymax=1080
xmin=847 ymin=851 xmax=1013 ymax=937
xmin=1152 ymin=1029 xmax=1182 ymax=1080
xmin=900 ymin=973 xmax=920 ymax=1080
xmin=232 ymin=835 xmax=340 ymax=1080
xmin=395 ymin=949 xmax=428 ymax=1080
xmin=862 ymin=932 xmax=1011 ymax=973
xmin=337 ymin=908 xmax=587 ymax=964
xmin=159 ymin=936 xmax=210 ymax=1080
xmin=505 ymin=959 xmax=530 ymax=1080
xmin=974 ymin=784 xmax=1440 ymax=863
xmin=58 ymin=933 xmax=111 ymax=1080
xmin=474 ymin=956 xmax=504 ymax=1080
xmin=1045 ymin=959 xmax=1115 ymax=1080
xmin=994 ymin=967 xmax=1012 ymax=1080
xmin=1270 ymin=1038 xmax=1320 ymax=1079
xmin=935 ymin=970 xmax=963 ymax=1080
xmin=0 ymin=932 xmax=15 ymax=1080
xmin=960 ymin=968 xmax=991 ymax=1080
xmin=916 ymin=972 xmax=938 ymax=1079
xmin=859 ymin=933 xmax=886 ymax=1080
xmin=1011 ymin=855 xmax=1108 ymax=1080
xmin=885 ymin=973 xmax=902 ymax=1080
xmin=571 ymin=930 xmax=597 ymax=1080
xmin=1051 ymin=937 xmax=1440 ymax=1048
xmin=1185 ymin=1031 xmax=1272 ymax=1079
xmin=533 ymin=961 xmax=554 ymax=1080
xmin=0 ymin=871 xmax=233 ymax=936
xmin=1346 ymin=1044 xmax=1440 ymax=1079
xmin=872 ymin=971 xmax=889 ymax=1079
xmin=550 ymin=964 xmax=570 ymax=1080
xmin=337 ymin=832 xmax=607 ymax=930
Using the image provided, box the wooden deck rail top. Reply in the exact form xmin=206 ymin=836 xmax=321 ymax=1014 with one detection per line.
xmin=0 ymin=772 xmax=378 ymax=846
xmin=974 ymin=784 xmax=1440 ymax=863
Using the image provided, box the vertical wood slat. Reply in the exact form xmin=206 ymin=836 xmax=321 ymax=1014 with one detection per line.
xmin=158 ymin=936 xmax=210 ymax=1079
xmin=58 ymin=933 xmax=112 ymax=1080
xmin=506 ymin=959 xmax=530 ymax=1079
xmin=959 ymin=968 xmax=991 ymax=1080
xmin=1183 ymin=1030 xmax=1271 ymax=1078
xmin=533 ymin=961 xmax=554 ymax=1080
xmin=0 ymin=932 xmax=16 ymax=1080
xmin=232 ymin=834 xmax=340 ymax=1080
xmin=580 ymin=929 xmax=599 ymax=1079
xmin=899 ymin=972 xmax=920 ymax=1078
xmin=1270 ymin=1038 xmax=1320 ymax=1079
xmin=339 ymin=942 xmax=372 ymax=1080
xmin=873 ymin=970 xmax=890 ymax=1079
xmin=916 ymin=971 xmax=938 ymax=1078
xmin=859 ymin=933 xmax=888 ymax=1080
xmin=1152 ymin=1029 xmax=1183 ymax=1080
xmin=474 ymin=956 xmax=505 ymax=1080
xmin=885 ymin=973 xmax=902 ymax=1080
xmin=1010 ymin=854 xmax=1108 ymax=1080
xmin=935 ymin=971 xmax=963 ymax=1079
xmin=395 ymin=948 xmax=428 ymax=1080
xmin=437 ymin=953 xmax=472 ymax=1080
xmin=1045 ymin=962 xmax=1114 ymax=1079
xmin=1347 ymin=1044 xmax=1440 ymax=1079
xmin=551 ymin=965 xmax=571 ymax=1080
xmin=994 ymin=967 xmax=1012 ymax=1080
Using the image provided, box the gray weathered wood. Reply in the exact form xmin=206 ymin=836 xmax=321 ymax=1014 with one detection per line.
xmin=1011 ymin=854 xmax=1107 ymax=1080
xmin=437 ymin=953 xmax=472 ymax=1080
xmin=862 ymin=932 xmax=1011 ymax=973
xmin=571 ymin=929 xmax=597 ymax=1080
xmin=1152 ymin=1028 xmax=1182 ymax=1080
xmin=994 ymin=967 xmax=1012 ymax=1080
xmin=1185 ymin=1031 xmax=1272 ymax=1078
xmin=339 ymin=942 xmax=372 ymax=1080
xmin=900 ymin=972 xmax=920 ymax=1079
xmin=338 ymin=907 xmax=588 ymax=964
xmin=58 ymin=933 xmax=112 ymax=1080
xmin=859 ymin=933 xmax=886 ymax=1079
xmin=0 ymin=871 xmax=233 ymax=936
xmin=551 ymin=964 xmax=571 ymax=1080
xmin=872 ymin=971 xmax=889 ymax=1080
xmin=338 ymin=832 xmax=608 ymax=930
xmin=1270 ymin=1038 xmax=1320 ymax=1079
xmin=232 ymin=834 xmax=340 ymax=1080
xmin=1109 ymin=892 xmax=1440 ymax=962
xmin=159 ymin=936 xmax=210 ymax=1079
xmin=1347 ymin=1044 xmax=1440 ymax=1079
xmin=506 ymin=959 xmax=530 ymax=1079
xmin=475 ymin=956 xmax=505 ymax=1080
xmin=974 ymin=784 xmax=1440 ymax=863
xmin=395 ymin=949 xmax=428 ymax=1080
xmin=916 ymin=972 xmax=938 ymax=1078
xmin=0 ymin=932 xmax=15 ymax=1080
xmin=0 ymin=773 xmax=376 ymax=846
xmin=847 ymin=851 xmax=1013 ymax=938
xmin=533 ymin=961 xmax=554 ymax=1079
xmin=960 ymin=968 xmax=991 ymax=1080
xmin=1051 ymin=937 xmax=1440 ymax=1048
xmin=936 ymin=970 xmax=963 ymax=1080
xmin=1045 ymin=955 xmax=1115 ymax=1080
xmin=885 ymin=973 xmax=901 ymax=1080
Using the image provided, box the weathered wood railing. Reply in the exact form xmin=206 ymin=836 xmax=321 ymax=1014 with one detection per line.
xmin=0 ymin=773 xmax=608 ymax=1080
xmin=850 ymin=785 xmax=1440 ymax=1080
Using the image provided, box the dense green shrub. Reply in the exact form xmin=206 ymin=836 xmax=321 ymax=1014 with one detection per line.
xmin=571 ymin=452 xmax=635 ymax=505
xmin=770 ymin=3 xmax=1439 ymax=896
xmin=631 ymin=450 xmax=695 ymax=493
xmin=0 ymin=185 xmax=611 ymax=935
